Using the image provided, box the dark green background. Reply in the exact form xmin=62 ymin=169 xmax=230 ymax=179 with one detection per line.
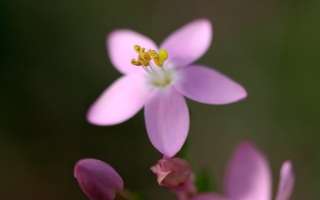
xmin=1 ymin=0 xmax=319 ymax=199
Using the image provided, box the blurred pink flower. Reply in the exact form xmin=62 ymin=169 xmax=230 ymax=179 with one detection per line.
xmin=192 ymin=142 xmax=295 ymax=200
xmin=87 ymin=19 xmax=247 ymax=157
xmin=74 ymin=159 xmax=124 ymax=200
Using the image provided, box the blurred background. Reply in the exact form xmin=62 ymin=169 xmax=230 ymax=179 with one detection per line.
xmin=1 ymin=0 xmax=320 ymax=199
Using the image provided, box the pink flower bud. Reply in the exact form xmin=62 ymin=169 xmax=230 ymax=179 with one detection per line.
xmin=74 ymin=159 xmax=124 ymax=200
xmin=151 ymin=157 xmax=194 ymax=188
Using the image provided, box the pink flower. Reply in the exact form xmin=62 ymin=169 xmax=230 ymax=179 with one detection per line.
xmin=74 ymin=159 xmax=124 ymax=200
xmin=87 ymin=19 xmax=247 ymax=157
xmin=192 ymin=142 xmax=295 ymax=200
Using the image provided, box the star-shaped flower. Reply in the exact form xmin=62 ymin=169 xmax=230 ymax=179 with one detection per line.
xmin=87 ymin=19 xmax=247 ymax=157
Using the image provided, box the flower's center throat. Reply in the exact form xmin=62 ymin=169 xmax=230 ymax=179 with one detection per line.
xmin=131 ymin=45 xmax=176 ymax=89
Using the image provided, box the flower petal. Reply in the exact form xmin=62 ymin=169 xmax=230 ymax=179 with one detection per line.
xmin=224 ymin=142 xmax=272 ymax=200
xmin=161 ymin=19 xmax=212 ymax=67
xmin=74 ymin=159 xmax=124 ymax=200
xmin=175 ymin=65 xmax=247 ymax=104
xmin=144 ymin=89 xmax=189 ymax=157
xmin=275 ymin=161 xmax=295 ymax=200
xmin=107 ymin=29 xmax=158 ymax=74
xmin=192 ymin=193 xmax=228 ymax=200
xmin=87 ymin=74 xmax=151 ymax=125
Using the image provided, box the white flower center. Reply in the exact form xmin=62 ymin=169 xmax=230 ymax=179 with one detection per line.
xmin=130 ymin=44 xmax=176 ymax=89
xmin=146 ymin=64 xmax=176 ymax=89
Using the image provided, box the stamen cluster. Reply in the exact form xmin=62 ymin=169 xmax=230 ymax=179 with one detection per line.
xmin=131 ymin=45 xmax=168 ymax=67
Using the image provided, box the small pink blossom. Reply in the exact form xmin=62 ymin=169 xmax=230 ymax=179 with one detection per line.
xmin=74 ymin=159 xmax=124 ymax=200
xmin=87 ymin=19 xmax=247 ymax=157
xmin=192 ymin=142 xmax=295 ymax=200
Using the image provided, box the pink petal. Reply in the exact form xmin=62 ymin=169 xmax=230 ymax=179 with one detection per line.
xmin=107 ymin=30 xmax=158 ymax=74
xmin=74 ymin=159 xmax=124 ymax=200
xmin=144 ymin=89 xmax=189 ymax=157
xmin=175 ymin=65 xmax=247 ymax=104
xmin=275 ymin=161 xmax=295 ymax=200
xmin=192 ymin=193 xmax=228 ymax=200
xmin=224 ymin=142 xmax=272 ymax=200
xmin=87 ymin=74 xmax=151 ymax=125
xmin=161 ymin=19 xmax=212 ymax=67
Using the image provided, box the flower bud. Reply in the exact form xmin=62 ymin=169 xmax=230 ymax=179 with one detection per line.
xmin=74 ymin=159 xmax=124 ymax=200
xmin=151 ymin=157 xmax=194 ymax=188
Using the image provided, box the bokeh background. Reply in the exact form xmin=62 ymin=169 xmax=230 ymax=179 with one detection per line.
xmin=1 ymin=0 xmax=320 ymax=199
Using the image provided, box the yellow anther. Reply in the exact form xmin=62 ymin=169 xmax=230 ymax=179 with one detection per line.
xmin=158 ymin=49 xmax=168 ymax=61
xmin=148 ymin=50 xmax=158 ymax=58
xmin=158 ymin=49 xmax=168 ymax=66
xmin=148 ymin=49 xmax=168 ymax=67
xmin=141 ymin=52 xmax=151 ymax=61
xmin=131 ymin=59 xmax=142 ymax=66
xmin=134 ymin=45 xmax=139 ymax=51
xmin=131 ymin=45 xmax=169 ymax=67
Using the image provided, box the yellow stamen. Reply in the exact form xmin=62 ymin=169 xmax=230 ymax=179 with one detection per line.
xmin=158 ymin=49 xmax=168 ymax=63
xmin=131 ymin=45 xmax=168 ymax=67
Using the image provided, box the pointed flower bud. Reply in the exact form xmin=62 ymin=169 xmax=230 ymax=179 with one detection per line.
xmin=74 ymin=159 xmax=124 ymax=200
